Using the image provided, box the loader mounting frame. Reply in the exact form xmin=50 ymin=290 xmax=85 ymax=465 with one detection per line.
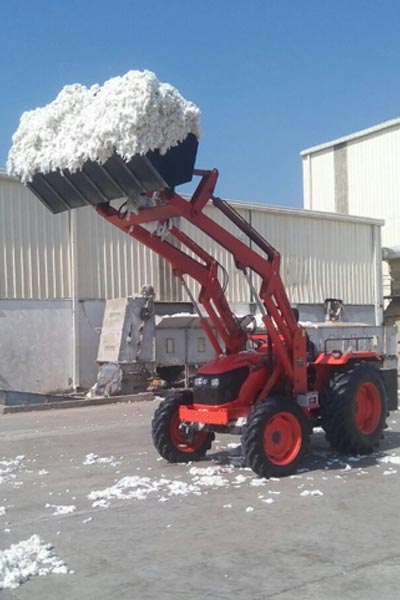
xmin=97 ymin=169 xmax=309 ymax=399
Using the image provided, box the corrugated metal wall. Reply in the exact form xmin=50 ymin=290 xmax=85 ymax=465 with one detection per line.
xmin=181 ymin=205 xmax=251 ymax=305
xmin=301 ymin=123 xmax=400 ymax=300
xmin=0 ymin=175 xmax=379 ymax=305
xmin=346 ymin=128 xmax=400 ymax=248
xmin=248 ymin=208 xmax=377 ymax=305
xmin=302 ymin=123 xmax=400 ymax=249
xmin=0 ymin=177 xmax=71 ymax=299
xmin=182 ymin=204 xmax=377 ymax=305
xmin=302 ymin=150 xmax=335 ymax=212
xmin=75 ymin=206 xmax=159 ymax=300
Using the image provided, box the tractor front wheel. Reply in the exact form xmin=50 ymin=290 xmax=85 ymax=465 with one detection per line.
xmin=321 ymin=363 xmax=387 ymax=454
xmin=152 ymin=393 xmax=214 ymax=463
xmin=242 ymin=396 xmax=308 ymax=478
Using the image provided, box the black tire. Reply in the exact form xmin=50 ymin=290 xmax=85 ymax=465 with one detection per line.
xmin=242 ymin=396 xmax=308 ymax=478
xmin=321 ymin=363 xmax=387 ymax=454
xmin=151 ymin=392 xmax=214 ymax=463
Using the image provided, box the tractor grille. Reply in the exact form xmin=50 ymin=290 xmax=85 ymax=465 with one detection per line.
xmin=193 ymin=367 xmax=249 ymax=406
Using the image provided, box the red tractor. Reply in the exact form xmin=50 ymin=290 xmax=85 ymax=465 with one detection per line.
xmin=27 ymin=137 xmax=398 ymax=478
xmin=95 ymin=169 xmax=397 ymax=477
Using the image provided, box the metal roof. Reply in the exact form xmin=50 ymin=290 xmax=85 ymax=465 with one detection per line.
xmin=0 ymin=169 xmax=16 ymax=184
xmin=300 ymin=117 xmax=400 ymax=157
xmin=207 ymin=197 xmax=383 ymax=227
xmin=0 ymin=169 xmax=383 ymax=227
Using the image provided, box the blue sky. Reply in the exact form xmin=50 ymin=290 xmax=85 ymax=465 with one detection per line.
xmin=1 ymin=0 xmax=399 ymax=207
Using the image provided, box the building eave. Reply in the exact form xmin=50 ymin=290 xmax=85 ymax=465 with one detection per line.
xmin=0 ymin=171 xmax=384 ymax=227
xmin=0 ymin=168 xmax=16 ymax=182
xmin=300 ymin=117 xmax=400 ymax=157
xmin=182 ymin=195 xmax=384 ymax=227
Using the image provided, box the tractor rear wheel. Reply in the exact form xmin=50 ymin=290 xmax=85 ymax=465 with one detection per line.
xmin=152 ymin=393 xmax=214 ymax=463
xmin=242 ymin=396 xmax=308 ymax=478
xmin=321 ymin=363 xmax=387 ymax=454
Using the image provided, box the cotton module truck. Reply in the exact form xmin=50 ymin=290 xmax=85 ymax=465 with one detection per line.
xmin=10 ymin=72 xmax=398 ymax=478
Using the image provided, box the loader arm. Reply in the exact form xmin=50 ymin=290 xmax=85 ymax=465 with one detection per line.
xmin=15 ymin=86 xmax=395 ymax=479
xmin=96 ymin=169 xmax=308 ymax=395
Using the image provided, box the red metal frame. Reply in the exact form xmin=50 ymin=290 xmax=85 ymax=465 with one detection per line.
xmin=96 ymin=166 xmax=384 ymax=424
xmin=96 ymin=169 xmax=308 ymax=395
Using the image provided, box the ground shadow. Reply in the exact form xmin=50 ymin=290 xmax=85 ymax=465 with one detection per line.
xmin=205 ymin=430 xmax=400 ymax=475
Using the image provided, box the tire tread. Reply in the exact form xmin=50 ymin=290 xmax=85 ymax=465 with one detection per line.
xmin=152 ymin=393 xmax=214 ymax=463
xmin=242 ymin=396 xmax=308 ymax=478
xmin=321 ymin=363 xmax=386 ymax=454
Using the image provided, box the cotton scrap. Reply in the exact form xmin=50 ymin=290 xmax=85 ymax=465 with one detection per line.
xmin=0 ymin=535 xmax=70 ymax=590
xmin=8 ymin=70 xmax=200 ymax=183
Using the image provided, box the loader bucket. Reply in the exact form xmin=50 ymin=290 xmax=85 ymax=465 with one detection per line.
xmin=27 ymin=134 xmax=198 ymax=214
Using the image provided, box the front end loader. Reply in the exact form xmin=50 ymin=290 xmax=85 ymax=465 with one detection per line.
xmin=24 ymin=137 xmax=398 ymax=478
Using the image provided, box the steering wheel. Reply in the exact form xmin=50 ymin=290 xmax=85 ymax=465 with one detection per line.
xmin=238 ymin=314 xmax=257 ymax=335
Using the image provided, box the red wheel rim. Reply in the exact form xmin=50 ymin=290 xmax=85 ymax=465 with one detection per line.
xmin=354 ymin=383 xmax=381 ymax=434
xmin=169 ymin=412 xmax=207 ymax=453
xmin=263 ymin=411 xmax=302 ymax=466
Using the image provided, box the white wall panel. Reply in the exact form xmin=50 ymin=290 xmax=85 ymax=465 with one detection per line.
xmin=75 ymin=206 xmax=160 ymax=300
xmin=0 ymin=178 xmax=71 ymax=299
xmin=0 ymin=175 xmax=380 ymax=307
xmin=302 ymin=150 xmax=335 ymax=212
xmin=302 ymin=123 xmax=400 ymax=251
xmin=245 ymin=208 xmax=376 ymax=305
xmin=346 ymin=127 xmax=400 ymax=248
xmin=180 ymin=204 xmax=377 ymax=306
xmin=0 ymin=299 xmax=73 ymax=393
xmin=180 ymin=205 xmax=252 ymax=305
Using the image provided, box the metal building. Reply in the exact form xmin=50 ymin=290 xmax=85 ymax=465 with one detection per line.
xmin=0 ymin=170 xmax=383 ymax=393
xmin=301 ymin=117 xmax=400 ymax=322
xmin=301 ymin=118 xmax=400 ymax=248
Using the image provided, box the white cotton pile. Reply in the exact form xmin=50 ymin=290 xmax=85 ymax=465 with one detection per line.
xmin=7 ymin=70 xmax=201 ymax=183
xmin=0 ymin=456 xmax=25 ymax=487
xmin=300 ymin=489 xmax=324 ymax=497
xmin=88 ymin=475 xmax=200 ymax=508
xmin=378 ymin=454 xmax=400 ymax=465
xmin=0 ymin=535 xmax=69 ymax=590
xmin=45 ymin=504 xmax=76 ymax=516
xmin=88 ymin=466 xmax=238 ymax=509
xmin=82 ymin=453 xmax=120 ymax=467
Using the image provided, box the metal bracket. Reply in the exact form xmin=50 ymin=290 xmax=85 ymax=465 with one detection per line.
xmin=297 ymin=392 xmax=319 ymax=409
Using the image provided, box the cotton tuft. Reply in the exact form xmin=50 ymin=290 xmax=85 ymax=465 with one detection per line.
xmin=7 ymin=70 xmax=201 ymax=183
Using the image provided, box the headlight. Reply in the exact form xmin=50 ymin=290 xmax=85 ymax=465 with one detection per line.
xmin=194 ymin=376 xmax=219 ymax=388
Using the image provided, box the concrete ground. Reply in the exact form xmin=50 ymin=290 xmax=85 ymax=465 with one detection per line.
xmin=0 ymin=400 xmax=399 ymax=600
